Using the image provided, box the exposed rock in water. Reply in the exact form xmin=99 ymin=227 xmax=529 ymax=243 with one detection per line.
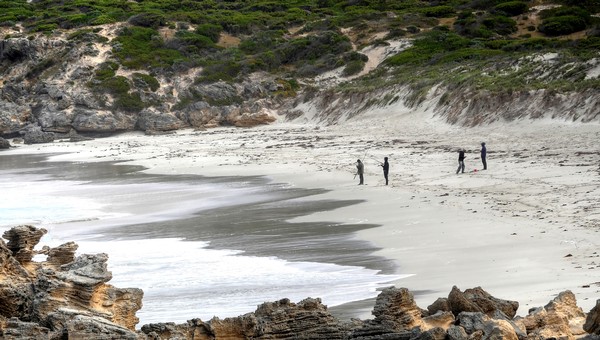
xmin=0 ymin=226 xmax=598 ymax=339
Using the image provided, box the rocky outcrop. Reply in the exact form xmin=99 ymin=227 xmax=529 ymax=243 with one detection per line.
xmin=585 ymin=299 xmax=600 ymax=335
xmin=72 ymin=109 xmax=137 ymax=132
xmin=0 ymin=101 xmax=30 ymax=135
xmin=0 ymin=225 xmax=142 ymax=339
xmin=136 ymin=109 xmax=185 ymax=132
xmin=0 ymin=137 xmax=10 ymax=149
xmin=447 ymin=286 xmax=519 ymax=318
xmin=1 ymin=226 xmax=599 ymax=340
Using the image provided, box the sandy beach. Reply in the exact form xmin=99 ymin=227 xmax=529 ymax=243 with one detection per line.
xmin=4 ymin=106 xmax=600 ymax=319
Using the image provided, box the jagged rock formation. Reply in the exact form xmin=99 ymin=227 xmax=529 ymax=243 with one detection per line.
xmin=0 ymin=225 xmax=142 ymax=339
xmin=1 ymin=226 xmax=599 ymax=339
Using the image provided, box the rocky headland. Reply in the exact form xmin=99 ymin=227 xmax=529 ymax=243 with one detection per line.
xmin=1 ymin=225 xmax=599 ymax=339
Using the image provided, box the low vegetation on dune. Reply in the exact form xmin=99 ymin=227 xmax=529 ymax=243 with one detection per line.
xmin=0 ymin=0 xmax=599 ymax=118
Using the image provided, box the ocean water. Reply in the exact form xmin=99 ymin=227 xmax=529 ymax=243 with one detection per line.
xmin=0 ymin=153 xmax=403 ymax=325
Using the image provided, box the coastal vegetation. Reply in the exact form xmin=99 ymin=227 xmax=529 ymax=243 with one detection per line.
xmin=0 ymin=0 xmax=598 ymax=126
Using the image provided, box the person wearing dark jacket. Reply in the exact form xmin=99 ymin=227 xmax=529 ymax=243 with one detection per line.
xmin=481 ymin=142 xmax=487 ymax=170
xmin=380 ymin=157 xmax=389 ymax=185
xmin=456 ymin=149 xmax=466 ymax=174
xmin=356 ymin=159 xmax=364 ymax=185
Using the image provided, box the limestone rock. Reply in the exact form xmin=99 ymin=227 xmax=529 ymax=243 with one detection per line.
xmin=2 ymin=225 xmax=47 ymax=263
xmin=35 ymin=108 xmax=73 ymax=133
xmin=20 ymin=126 xmax=55 ymax=144
xmin=65 ymin=313 xmax=139 ymax=339
xmin=0 ymin=100 xmax=30 ymax=135
xmin=226 ymin=108 xmax=277 ymax=127
xmin=456 ymin=312 xmax=489 ymax=335
xmin=422 ymin=311 xmax=455 ymax=331
xmin=584 ymin=299 xmax=600 ymax=335
xmin=414 ymin=326 xmax=447 ymax=340
xmin=447 ymin=325 xmax=469 ymax=340
xmin=0 ymin=317 xmax=53 ymax=339
xmin=544 ymin=290 xmax=586 ymax=336
xmin=483 ymin=319 xmax=518 ymax=340
xmin=136 ymin=109 xmax=185 ymax=131
xmin=0 ymin=137 xmax=10 ymax=149
xmin=72 ymin=109 xmax=136 ymax=132
xmin=371 ymin=286 xmax=424 ymax=332
xmin=427 ymin=298 xmax=451 ymax=315
xmin=0 ymin=226 xmax=143 ymax=338
xmin=447 ymin=286 xmax=518 ymax=318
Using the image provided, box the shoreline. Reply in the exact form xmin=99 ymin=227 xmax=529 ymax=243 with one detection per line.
xmin=2 ymin=117 xmax=600 ymax=319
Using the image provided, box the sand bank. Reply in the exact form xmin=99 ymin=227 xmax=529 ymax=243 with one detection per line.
xmin=4 ymin=112 xmax=599 ymax=318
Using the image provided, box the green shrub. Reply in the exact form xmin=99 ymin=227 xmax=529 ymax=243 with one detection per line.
xmin=197 ymin=60 xmax=242 ymax=83
xmin=102 ymin=76 xmax=130 ymax=95
xmin=95 ymin=61 xmax=120 ymax=80
xmin=387 ymin=29 xmax=474 ymax=65
xmin=132 ymin=73 xmax=160 ymax=92
xmin=26 ymin=58 xmax=56 ymax=79
xmin=91 ymin=14 xmax=117 ymax=25
xmin=494 ymin=1 xmax=529 ymax=16
xmin=113 ymin=26 xmax=186 ymax=69
xmin=421 ymin=6 xmax=455 ymax=18
xmin=342 ymin=60 xmax=365 ymax=76
xmin=33 ymin=23 xmax=58 ymax=32
xmin=114 ymin=92 xmax=145 ymax=112
xmin=557 ymin=0 xmax=600 ymax=12
xmin=482 ymin=15 xmax=517 ymax=35
xmin=173 ymin=31 xmax=216 ymax=52
xmin=128 ymin=13 xmax=166 ymax=28
xmin=539 ymin=15 xmax=588 ymax=36
xmin=195 ymin=23 xmax=222 ymax=43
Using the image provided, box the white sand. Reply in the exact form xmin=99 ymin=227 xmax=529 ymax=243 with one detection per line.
xmin=5 ymin=108 xmax=600 ymax=318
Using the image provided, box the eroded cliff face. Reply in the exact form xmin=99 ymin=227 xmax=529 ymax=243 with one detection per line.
xmin=0 ymin=27 xmax=281 ymax=141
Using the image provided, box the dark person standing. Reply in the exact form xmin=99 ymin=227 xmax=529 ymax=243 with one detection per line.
xmin=356 ymin=159 xmax=364 ymax=185
xmin=481 ymin=142 xmax=487 ymax=170
xmin=381 ymin=157 xmax=389 ymax=185
xmin=456 ymin=149 xmax=466 ymax=174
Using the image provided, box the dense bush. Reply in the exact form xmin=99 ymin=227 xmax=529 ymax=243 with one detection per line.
xmin=539 ymin=15 xmax=588 ymax=36
xmin=387 ymin=29 xmax=473 ymax=65
xmin=556 ymin=0 xmax=600 ymax=13
xmin=342 ymin=60 xmax=366 ymax=76
xmin=132 ymin=73 xmax=160 ymax=92
xmin=94 ymin=62 xmax=119 ymax=81
xmin=482 ymin=15 xmax=517 ymax=36
xmin=197 ymin=60 xmax=242 ymax=83
xmin=538 ymin=5 xmax=592 ymax=36
xmin=195 ymin=23 xmax=223 ymax=43
xmin=128 ymin=13 xmax=166 ymax=28
xmin=493 ymin=1 xmax=529 ymax=16
xmin=455 ymin=11 xmax=516 ymax=38
xmin=421 ymin=5 xmax=455 ymax=18
xmin=113 ymin=26 xmax=186 ymax=69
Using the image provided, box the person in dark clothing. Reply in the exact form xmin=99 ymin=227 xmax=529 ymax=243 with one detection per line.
xmin=380 ymin=157 xmax=389 ymax=185
xmin=456 ymin=149 xmax=466 ymax=174
xmin=356 ymin=159 xmax=364 ymax=185
xmin=480 ymin=142 xmax=487 ymax=170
